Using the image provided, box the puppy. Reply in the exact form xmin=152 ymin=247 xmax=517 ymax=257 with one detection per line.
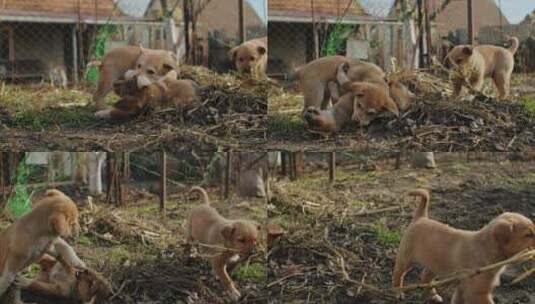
xmin=185 ymin=186 xmax=260 ymax=301
xmin=393 ymin=189 xmax=535 ymax=304
xmin=303 ymin=63 xmax=399 ymax=132
xmin=15 ymin=253 xmax=112 ymax=304
xmin=229 ymin=37 xmax=267 ymax=79
xmin=0 ymin=189 xmax=81 ymax=297
xmin=95 ymin=70 xmax=200 ymax=121
xmin=90 ymin=45 xmax=178 ymax=109
xmin=445 ymin=36 xmax=518 ymax=99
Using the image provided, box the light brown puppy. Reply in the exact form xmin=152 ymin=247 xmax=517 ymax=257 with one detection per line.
xmin=229 ymin=37 xmax=267 ymax=79
xmin=90 ymin=45 xmax=178 ymax=110
xmin=445 ymin=36 xmax=518 ymax=99
xmin=15 ymin=253 xmax=112 ymax=304
xmin=186 ymin=186 xmax=260 ymax=301
xmin=393 ymin=189 xmax=535 ymax=304
xmin=0 ymin=189 xmax=81 ymax=297
xmin=95 ymin=70 xmax=200 ymax=121
xmin=303 ymin=63 xmax=399 ymax=132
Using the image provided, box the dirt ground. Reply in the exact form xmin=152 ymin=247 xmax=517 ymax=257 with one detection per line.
xmin=0 ymin=66 xmax=267 ymax=151
xmin=268 ymin=73 xmax=535 ymax=152
xmin=267 ymin=153 xmax=535 ymax=303
xmin=0 ymin=184 xmax=268 ymax=304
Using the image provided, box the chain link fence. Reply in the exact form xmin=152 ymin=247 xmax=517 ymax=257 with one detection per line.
xmin=267 ymin=0 xmax=405 ymax=75
xmin=0 ymin=0 xmax=267 ymax=86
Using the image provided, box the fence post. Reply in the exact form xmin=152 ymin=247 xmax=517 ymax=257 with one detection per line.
xmin=238 ymin=0 xmax=245 ymax=43
xmin=160 ymin=151 xmax=167 ymax=213
xmin=467 ymin=0 xmax=474 ymax=44
xmin=281 ymin=151 xmax=287 ymax=176
xmin=328 ymin=152 xmax=336 ymax=183
xmin=72 ymin=26 xmax=78 ymax=85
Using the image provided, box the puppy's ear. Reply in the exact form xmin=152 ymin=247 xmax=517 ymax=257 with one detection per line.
xmin=221 ymin=224 xmax=236 ymax=241
xmin=49 ymin=213 xmax=71 ymax=236
xmin=383 ymin=98 xmax=400 ymax=117
xmin=462 ymin=46 xmax=473 ymax=56
xmin=493 ymin=220 xmax=514 ymax=244
xmin=257 ymin=46 xmax=266 ymax=56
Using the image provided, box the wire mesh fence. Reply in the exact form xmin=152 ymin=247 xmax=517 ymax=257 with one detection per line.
xmin=267 ymin=0 xmax=405 ymax=75
xmin=0 ymin=0 xmax=267 ymax=86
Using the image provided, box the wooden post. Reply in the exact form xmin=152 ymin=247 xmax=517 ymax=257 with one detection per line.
xmin=105 ymin=154 xmax=115 ymax=204
xmin=224 ymin=151 xmax=231 ymax=199
xmin=238 ymin=0 xmax=245 ymax=43
xmin=424 ymin=0 xmax=432 ymax=66
xmin=160 ymin=151 xmax=167 ymax=213
xmin=289 ymin=152 xmax=295 ymax=181
xmin=467 ymin=0 xmax=474 ymax=44
xmin=123 ymin=152 xmax=130 ymax=180
xmin=328 ymin=152 xmax=336 ymax=183
xmin=311 ymin=0 xmax=319 ymax=59
xmin=183 ymin=0 xmax=191 ymax=63
xmin=72 ymin=26 xmax=78 ymax=84
xmin=417 ymin=0 xmax=425 ymax=68
xmin=395 ymin=152 xmax=402 ymax=170
xmin=280 ymin=151 xmax=287 ymax=176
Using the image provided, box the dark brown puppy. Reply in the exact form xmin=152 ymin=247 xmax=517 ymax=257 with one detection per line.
xmin=186 ymin=187 xmax=260 ymax=301
xmin=15 ymin=253 xmax=112 ymax=304
xmin=95 ymin=70 xmax=199 ymax=121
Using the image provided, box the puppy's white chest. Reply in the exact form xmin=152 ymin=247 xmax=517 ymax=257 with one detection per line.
xmin=229 ymin=254 xmax=240 ymax=263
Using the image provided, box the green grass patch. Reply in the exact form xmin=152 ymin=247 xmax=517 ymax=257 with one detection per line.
xmin=11 ymin=107 xmax=96 ymax=130
xmin=234 ymin=262 xmax=266 ymax=283
xmin=371 ymin=218 xmax=401 ymax=247
xmin=521 ymin=96 xmax=535 ymax=116
xmin=267 ymin=113 xmax=308 ymax=139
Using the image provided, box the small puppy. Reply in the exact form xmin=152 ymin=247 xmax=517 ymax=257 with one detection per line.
xmin=445 ymin=36 xmax=518 ymax=99
xmin=0 ymin=189 xmax=81 ymax=297
xmin=303 ymin=63 xmax=399 ymax=132
xmin=393 ymin=189 xmax=535 ymax=304
xmin=90 ymin=45 xmax=178 ymax=109
xmin=16 ymin=253 xmax=112 ymax=304
xmin=185 ymin=186 xmax=260 ymax=301
xmin=95 ymin=70 xmax=200 ymax=120
xmin=229 ymin=37 xmax=267 ymax=79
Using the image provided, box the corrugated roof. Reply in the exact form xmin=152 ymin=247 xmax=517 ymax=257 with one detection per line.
xmin=268 ymin=0 xmax=370 ymax=22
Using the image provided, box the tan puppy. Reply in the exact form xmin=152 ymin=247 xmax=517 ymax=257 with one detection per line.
xmin=15 ymin=253 xmax=112 ymax=304
xmin=229 ymin=37 xmax=267 ymax=79
xmin=393 ymin=189 xmax=535 ymax=304
xmin=90 ymin=45 xmax=178 ymax=109
xmin=185 ymin=186 xmax=260 ymax=301
xmin=95 ymin=70 xmax=200 ymax=120
xmin=303 ymin=63 xmax=399 ymax=132
xmin=445 ymin=36 xmax=518 ymax=99
xmin=0 ymin=189 xmax=81 ymax=297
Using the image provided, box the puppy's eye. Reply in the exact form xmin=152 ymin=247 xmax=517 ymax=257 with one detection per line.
xmin=148 ymin=70 xmax=155 ymax=75
xmin=356 ymin=93 xmax=365 ymax=98
xmin=137 ymin=64 xmax=142 ymax=68
xmin=250 ymin=56 xmax=255 ymax=61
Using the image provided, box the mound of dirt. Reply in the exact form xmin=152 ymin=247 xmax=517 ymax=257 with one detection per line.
xmin=0 ymin=65 xmax=268 ymax=150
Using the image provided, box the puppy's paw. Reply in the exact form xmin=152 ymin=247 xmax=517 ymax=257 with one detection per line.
xmin=13 ymin=276 xmax=32 ymax=288
xmin=430 ymin=294 xmax=444 ymax=303
xmin=95 ymin=108 xmax=112 ymax=119
xmin=228 ymin=288 xmax=241 ymax=302
xmin=228 ymin=254 xmax=240 ymax=264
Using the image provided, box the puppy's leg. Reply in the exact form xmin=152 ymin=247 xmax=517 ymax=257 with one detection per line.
xmin=493 ymin=71 xmax=510 ymax=99
xmin=328 ymin=81 xmax=340 ymax=104
xmin=420 ymin=268 xmax=443 ymax=303
xmin=49 ymin=237 xmax=85 ymax=269
xmin=0 ymin=268 xmax=16 ymax=296
xmin=211 ymin=255 xmax=240 ymax=301
xmin=469 ymin=73 xmax=485 ymax=92
xmin=302 ymin=80 xmax=326 ymax=113
xmin=392 ymin=243 xmax=412 ymax=300
xmin=93 ymin=66 xmax=120 ymax=110
xmin=21 ymin=280 xmax=65 ymax=298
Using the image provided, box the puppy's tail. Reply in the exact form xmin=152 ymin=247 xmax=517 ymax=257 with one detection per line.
xmin=506 ymin=36 xmax=519 ymax=55
xmin=188 ymin=186 xmax=210 ymax=205
xmin=408 ymin=189 xmax=430 ymax=221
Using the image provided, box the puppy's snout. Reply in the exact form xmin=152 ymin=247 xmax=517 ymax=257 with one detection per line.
xmin=136 ymin=75 xmax=152 ymax=89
